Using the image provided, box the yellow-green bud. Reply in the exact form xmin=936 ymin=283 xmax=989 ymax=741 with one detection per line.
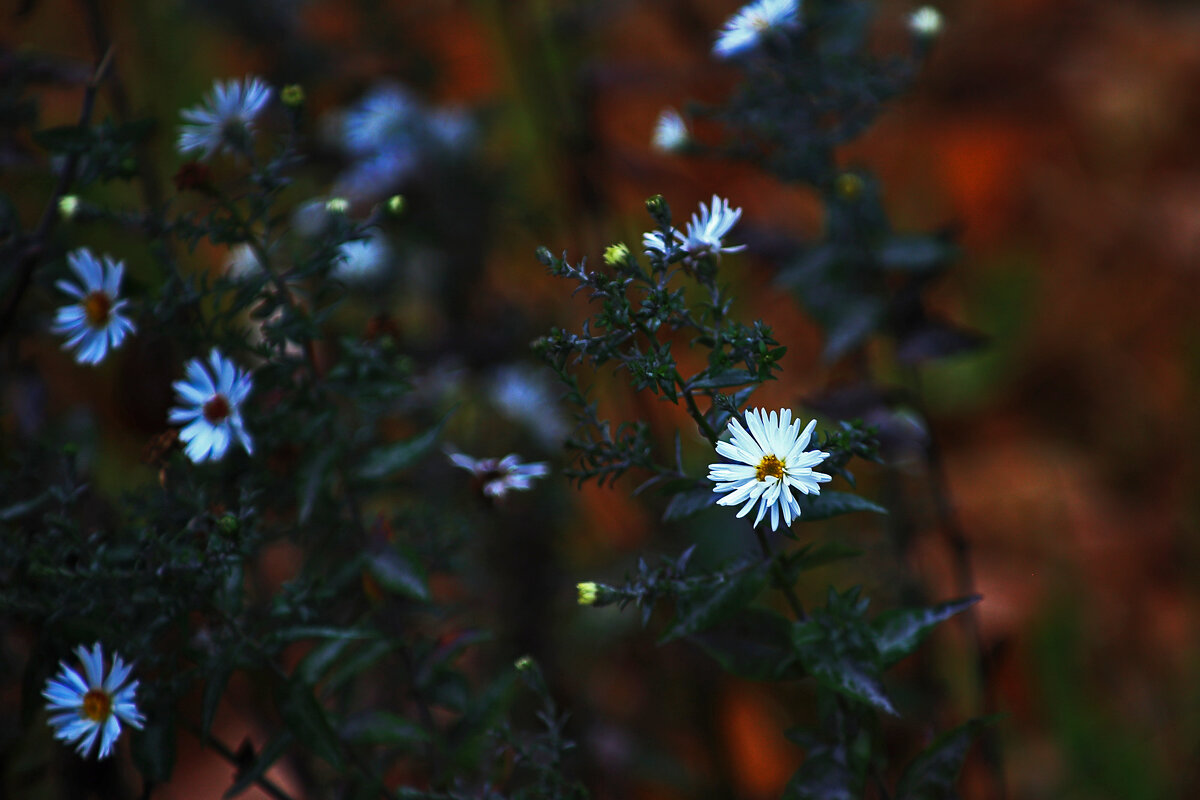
xmin=281 ymin=84 xmax=305 ymax=107
xmin=58 ymin=195 xmax=80 ymax=220
xmin=577 ymin=581 xmax=599 ymax=606
xmin=835 ymin=172 xmax=864 ymax=200
xmin=217 ymin=514 xmax=239 ymax=535
xmin=645 ymin=194 xmax=666 ymax=216
xmin=514 ymin=655 xmax=535 ymax=671
xmin=386 ymin=194 xmax=405 ymax=215
xmin=604 ymin=243 xmax=630 ymax=266
xmin=325 ymin=197 xmax=350 ymax=214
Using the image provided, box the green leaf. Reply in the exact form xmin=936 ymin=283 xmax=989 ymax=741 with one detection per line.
xmin=662 ymin=486 xmax=719 ymax=522
xmin=688 ymin=607 xmax=801 ymax=680
xmin=793 ymin=621 xmax=897 ymax=716
xmin=783 ymin=749 xmax=859 ymax=800
xmin=795 ymin=491 xmax=886 ymax=521
xmin=277 ymin=677 xmax=345 ymax=770
xmin=271 ymin=626 xmax=379 ymax=643
xmin=0 ymin=491 xmax=51 ymax=522
xmin=872 ymin=595 xmax=980 ymax=668
xmin=32 ymin=124 xmax=93 ymax=153
xmin=200 ymin=664 xmax=233 ymax=740
xmin=895 ymin=716 xmax=1000 ymax=800
xmin=660 ymin=562 xmax=770 ymax=642
xmin=364 ymin=543 xmax=430 ymax=602
xmin=131 ymin=708 xmax=176 ymax=783
xmin=780 ymin=541 xmax=863 ymax=581
xmin=223 ymin=732 xmax=293 ymax=799
xmin=358 ymin=410 xmax=454 ymax=479
xmin=688 ymin=368 xmax=756 ymax=390
xmin=298 ymin=447 xmax=334 ymax=523
xmin=340 ymin=711 xmax=429 ymax=750
xmin=875 ymin=235 xmax=957 ymax=274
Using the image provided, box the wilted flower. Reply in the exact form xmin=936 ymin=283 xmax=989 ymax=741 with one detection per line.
xmin=43 ymin=643 xmax=144 ymax=760
xmin=707 ymin=408 xmax=831 ymax=531
xmin=51 ymin=249 xmax=136 ymax=365
xmin=652 ymin=108 xmax=690 ymax=152
xmin=713 ymin=0 xmax=801 ymax=59
xmin=177 ymin=76 xmax=272 ymax=159
xmin=448 ymin=451 xmax=550 ymax=499
xmin=169 ymin=349 xmax=254 ymax=463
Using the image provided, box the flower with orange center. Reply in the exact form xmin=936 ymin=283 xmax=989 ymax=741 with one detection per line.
xmin=169 ymin=348 xmax=254 ymax=463
xmin=707 ymin=407 xmax=832 ymax=531
xmin=51 ymin=249 xmax=136 ymax=365
xmin=43 ymin=643 xmax=144 ymax=759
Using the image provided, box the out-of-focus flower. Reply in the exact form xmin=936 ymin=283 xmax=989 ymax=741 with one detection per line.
xmin=224 ymin=243 xmax=268 ymax=279
xmin=448 ymin=451 xmax=550 ymax=499
xmin=51 ymin=249 xmax=136 ymax=365
xmin=652 ymin=108 xmax=689 ymax=152
xmin=714 ymin=0 xmax=801 ymax=59
xmin=577 ymin=582 xmax=599 ymax=606
xmin=58 ymin=195 xmax=80 ymax=220
xmin=169 ymin=349 xmax=254 ymax=463
xmin=908 ymin=6 xmax=943 ymax=37
xmin=333 ymin=232 xmax=392 ymax=283
xmin=178 ymin=76 xmax=272 ymax=159
xmin=280 ymin=84 xmax=305 ymax=107
xmin=325 ymin=197 xmax=350 ymax=214
xmin=386 ymin=195 xmax=406 ymax=215
xmin=489 ymin=364 xmax=570 ymax=448
xmin=642 ymin=195 xmax=745 ymax=264
xmin=707 ymin=407 xmax=831 ymax=531
xmin=604 ymin=243 xmax=631 ymax=266
xmin=43 ymin=643 xmax=144 ymax=760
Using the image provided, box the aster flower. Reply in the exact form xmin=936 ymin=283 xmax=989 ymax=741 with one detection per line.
xmin=642 ymin=195 xmax=745 ymax=263
xmin=169 ymin=349 xmax=254 ymax=463
xmin=707 ymin=408 xmax=831 ymax=531
xmin=178 ymin=76 xmax=273 ymax=159
xmin=908 ymin=6 xmax=943 ymax=37
xmin=714 ymin=0 xmax=802 ymax=59
xmin=448 ymin=451 xmax=550 ymax=499
xmin=43 ymin=643 xmax=144 ymax=759
xmin=652 ymin=108 xmax=689 ymax=152
xmin=50 ymin=249 xmax=136 ymax=365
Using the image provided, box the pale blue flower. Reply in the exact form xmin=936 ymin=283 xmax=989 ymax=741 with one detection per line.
xmin=448 ymin=451 xmax=550 ymax=499
xmin=707 ymin=408 xmax=831 ymax=530
xmin=51 ymin=249 xmax=136 ymax=365
xmin=652 ymin=108 xmax=689 ymax=152
xmin=43 ymin=643 xmax=144 ymax=760
xmin=713 ymin=0 xmax=801 ymax=59
xmin=908 ymin=6 xmax=943 ymax=37
xmin=333 ymin=232 xmax=392 ymax=283
xmin=169 ymin=349 xmax=254 ymax=463
xmin=642 ymin=195 xmax=745 ymax=263
xmin=178 ymin=76 xmax=273 ymax=159
xmin=342 ymin=84 xmax=421 ymax=157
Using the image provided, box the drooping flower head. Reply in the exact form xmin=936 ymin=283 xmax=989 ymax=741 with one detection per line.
xmin=707 ymin=408 xmax=831 ymax=531
xmin=652 ymin=108 xmax=690 ymax=153
xmin=51 ymin=249 xmax=136 ymax=365
xmin=713 ymin=0 xmax=802 ymax=59
xmin=178 ymin=76 xmax=273 ymax=159
xmin=169 ymin=349 xmax=254 ymax=463
xmin=642 ymin=195 xmax=745 ymax=264
xmin=43 ymin=643 xmax=144 ymax=759
xmin=448 ymin=451 xmax=550 ymax=499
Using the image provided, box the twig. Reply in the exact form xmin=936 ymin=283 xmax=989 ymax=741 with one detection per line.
xmin=183 ymin=723 xmax=298 ymax=800
xmin=753 ymin=525 xmax=807 ymax=621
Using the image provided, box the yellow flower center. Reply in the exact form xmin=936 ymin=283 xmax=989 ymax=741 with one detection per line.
xmin=756 ymin=454 xmax=785 ymax=481
xmin=82 ymin=688 xmax=112 ymax=722
xmin=750 ymin=13 xmax=771 ymax=31
xmin=203 ymin=394 xmax=231 ymax=424
xmin=83 ymin=291 xmax=111 ymax=328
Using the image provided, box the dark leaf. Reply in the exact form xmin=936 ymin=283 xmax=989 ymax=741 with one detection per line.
xmin=223 ymin=732 xmax=293 ymax=799
xmin=873 ymin=595 xmax=981 ymax=668
xmin=793 ymin=621 xmax=897 ymax=716
xmin=896 ymin=716 xmax=1001 ymax=800
xmin=277 ymin=677 xmax=345 ymax=769
xmin=660 ymin=562 xmax=770 ymax=642
xmin=201 ymin=664 xmax=233 ymax=740
xmin=340 ymin=711 xmax=429 ymax=750
xmin=688 ymin=607 xmax=801 ymax=681
xmin=364 ymin=543 xmax=430 ymax=602
xmin=875 ymin=235 xmax=958 ymax=274
xmin=688 ymin=368 xmax=756 ymax=390
xmin=662 ymin=486 xmax=719 ymax=522
xmin=32 ymin=125 xmax=93 ymax=153
xmin=131 ymin=708 xmax=176 ymax=783
xmin=358 ymin=410 xmax=453 ymax=479
xmin=780 ymin=541 xmax=864 ymax=581
xmin=895 ymin=319 xmax=987 ymax=364
xmin=795 ymin=491 xmax=886 ymax=521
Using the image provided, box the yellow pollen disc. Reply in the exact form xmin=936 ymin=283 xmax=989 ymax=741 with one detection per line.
xmin=83 ymin=292 xmax=112 ymax=327
xmin=82 ymin=688 xmax=112 ymax=722
xmin=203 ymin=394 xmax=231 ymax=424
xmin=751 ymin=14 xmax=771 ymax=30
xmin=756 ymin=454 xmax=785 ymax=481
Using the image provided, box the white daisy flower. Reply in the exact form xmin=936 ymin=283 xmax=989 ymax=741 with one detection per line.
xmin=713 ymin=0 xmax=802 ymax=59
xmin=178 ymin=76 xmax=273 ymax=159
xmin=652 ymin=108 xmax=689 ymax=152
xmin=683 ymin=194 xmax=746 ymax=260
xmin=42 ymin=643 xmax=144 ymax=760
xmin=908 ymin=6 xmax=943 ymax=37
xmin=448 ymin=451 xmax=550 ymax=499
xmin=50 ymin=249 xmax=136 ymax=365
xmin=707 ymin=407 xmax=832 ymax=531
xmin=169 ymin=349 xmax=254 ymax=463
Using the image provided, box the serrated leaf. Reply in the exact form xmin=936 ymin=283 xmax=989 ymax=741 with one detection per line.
xmin=781 ymin=541 xmax=863 ymax=581
xmin=223 ymin=732 xmax=293 ymax=799
xmin=340 ymin=711 xmax=429 ymax=749
xmin=662 ymin=486 xmax=719 ymax=522
xmin=895 ymin=716 xmax=1001 ymax=800
xmin=872 ymin=595 xmax=981 ymax=667
xmin=277 ymin=678 xmax=345 ymax=770
xmin=358 ymin=410 xmax=453 ymax=479
xmin=688 ymin=368 xmax=756 ymax=390
xmin=688 ymin=607 xmax=801 ymax=681
xmin=364 ymin=543 xmax=430 ymax=602
xmin=793 ymin=621 xmax=897 ymax=716
xmin=660 ymin=562 xmax=770 ymax=642
xmin=783 ymin=748 xmax=859 ymax=800
xmin=200 ymin=664 xmax=233 ymax=740
xmin=795 ymin=491 xmax=886 ymax=521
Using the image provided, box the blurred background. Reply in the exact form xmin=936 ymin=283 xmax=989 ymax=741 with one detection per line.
xmin=4 ymin=0 xmax=1200 ymax=798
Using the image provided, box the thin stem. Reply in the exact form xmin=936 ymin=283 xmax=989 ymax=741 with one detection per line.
xmin=753 ymin=525 xmax=807 ymax=621
xmin=681 ymin=383 xmax=721 ymax=446
xmin=183 ymin=724 xmax=298 ymax=800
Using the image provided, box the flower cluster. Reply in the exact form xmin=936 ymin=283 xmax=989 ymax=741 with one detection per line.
xmin=43 ymin=643 xmax=143 ymax=759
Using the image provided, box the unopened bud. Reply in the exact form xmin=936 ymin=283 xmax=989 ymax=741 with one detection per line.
xmin=835 ymin=172 xmax=864 ymax=201
xmin=386 ymin=194 xmax=405 ymax=215
xmin=604 ymin=243 xmax=631 ymax=266
xmin=281 ymin=84 xmax=305 ymax=107
xmin=58 ymin=195 xmax=80 ymax=220
xmin=577 ymin=581 xmax=599 ymax=606
xmin=325 ymin=197 xmax=350 ymax=214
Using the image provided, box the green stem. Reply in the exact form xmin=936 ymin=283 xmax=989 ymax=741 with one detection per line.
xmin=753 ymin=525 xmax=807 ymax=621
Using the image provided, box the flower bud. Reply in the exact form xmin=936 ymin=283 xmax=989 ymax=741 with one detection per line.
xmin=908 ymin=6 xmax=943 ymax=38
xmin=325 ymin=197 xmax=350 ymax=214
xmin=603 ymin=243 xmax=631 ymax=266
xmin=281 ymin=84 xmax=305 ymax=107
xmin=577 ymin=581 xmax=599 ymax=606
xmin=58 ymin=195 xmax=80 ymax=220
xmin=835 ymin=172 xmax=864 ymax=201
xmin=386 ymin=194 xmax=406 ymax=215
xmin=514 ymin=655 xmax=535 ymax=671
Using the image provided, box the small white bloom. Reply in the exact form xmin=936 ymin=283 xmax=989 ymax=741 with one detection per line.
xmin=51 ymin=249 xmax=136 ymax=365
xmin=333 ymin=232 xmax=392 ymax=283
xmin=178 ymin=76 xmax=273 ymax=159
xmin=169 ymin=349 xmax=254 ymax=463
xmin=707 ymin=408 xmax=831 ymax=531
xmin=642 ymin=227 xmax=682 ymax=260
xmin=448 ymin=451 xmax=550 ymax=499
xmin=43 ymin=643 xmax=144 ymax=760
xmin=683 ymin=194 xmax=746 ymax=260
xmin=58 ymin=195 xmax=80 ymax=220
xmin=908 ymin=6 xmax=942 ymax=37
xmin=714 ymin=0 xmax=801 ymax=59
xmin=652 ymin=108 xmax=689 ymax=152
xmin=224 ymin=243 xmax=267 ymax=279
